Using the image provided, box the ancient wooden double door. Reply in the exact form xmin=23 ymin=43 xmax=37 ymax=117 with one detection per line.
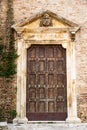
xmin=26 ymin=45 xmax=67 ymax=120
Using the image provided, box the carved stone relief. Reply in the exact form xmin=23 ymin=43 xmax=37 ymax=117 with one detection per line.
xmin=40 ymin=13 xmax=53 ymax=27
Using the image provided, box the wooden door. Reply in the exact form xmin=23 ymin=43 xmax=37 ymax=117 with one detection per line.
xmin=26 ymin=45 xmax=67 ymax=121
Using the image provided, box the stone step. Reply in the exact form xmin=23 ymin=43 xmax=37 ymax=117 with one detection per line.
xmin=8 ymin=123 xmax=87 ymax=130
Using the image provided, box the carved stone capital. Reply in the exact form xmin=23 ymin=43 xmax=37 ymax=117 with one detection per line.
xmin=17 ymin=32 xmax=22 ymax=39
xmin=70 ymin=31 xmax=75 ymax=42
xmin=69 ymin=27 xmax=80 ymax=42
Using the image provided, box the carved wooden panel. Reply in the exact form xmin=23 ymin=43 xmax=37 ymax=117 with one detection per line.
xmin=38 ymin=102 xmax=45 ymax=112
xmin=39 ymin=61 xmax=45 ymax=71
xmin=29 ymin=74 xmax=36 ymax=86
xmin=29 ymin=88 xmax=36 ymax=99
xmin=29 ymin=61 xmax=36 ymax=72
xmin=48 ymin=61 xmax=54 ymax=71
xmin=48 ymin=74 xmax=54 ymax=85
xmin=26 ymin=45 xmax=67 ymax=120
xmin=39 ymin=87 xmax=45 ymax=98
xmin=48 ymin=102 xmax=55 ymax=112
xmin=48 ymin=88 xmax=54 ymax=98
xmin=28 ymin=47 xmax=36 ymax=58
xmin=39 ymin=47 xmax=45 ymax=57
xmin=57 ymin=61 xmax=63 ymax=72
xmin=38 ymin=74 xmax=45 ymax=85
xmin=29 ymin=102 xmax=36 ymax=112
xmin=56 ymin=47 xmax=63 ymax=58
xmin=47 ymin=47 xmax=54 ymax=57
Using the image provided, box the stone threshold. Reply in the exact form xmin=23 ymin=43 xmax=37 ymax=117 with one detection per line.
xmin=28 ymin=121 xmax=66 ymax=124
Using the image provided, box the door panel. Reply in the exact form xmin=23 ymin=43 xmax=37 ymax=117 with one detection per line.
xmin=26 ymin=45 xmax=67 ymax=120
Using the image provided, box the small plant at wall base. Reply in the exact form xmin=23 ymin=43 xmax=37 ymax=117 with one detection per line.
xmin=8 ymin=110 xmax=17 ymax=122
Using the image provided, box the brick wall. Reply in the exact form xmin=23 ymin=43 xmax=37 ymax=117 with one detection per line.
xmin=0 ymin=1 xmax=7 ymax=38
xmin=0 ymin=0 xmax=16 ymax=122
xmin=0 ymin=78 xmax=16 ymax=121
xmin=0 ymin=0 xmax=87 ymax=122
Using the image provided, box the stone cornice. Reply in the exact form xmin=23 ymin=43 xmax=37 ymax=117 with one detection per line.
xmin=12 ymin=10 xmax=79 ymax=29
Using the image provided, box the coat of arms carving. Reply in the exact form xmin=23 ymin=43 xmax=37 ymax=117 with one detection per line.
xmin=40 ymin=13 xmax=53 ymax=27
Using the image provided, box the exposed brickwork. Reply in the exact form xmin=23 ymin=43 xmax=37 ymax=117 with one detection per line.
xmin=0 ymin=77 xmax=16 ymax=122
xmin=0 ymin=0 xmax=87 ymax=122
xmin=0 ymin=0 xmax=16 ymax=122
xmin=0 ymin=1 xmax=8 ymax=38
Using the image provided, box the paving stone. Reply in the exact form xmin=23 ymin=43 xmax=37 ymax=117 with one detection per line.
xmin=8 ymin=123 xmax=87 ymax=130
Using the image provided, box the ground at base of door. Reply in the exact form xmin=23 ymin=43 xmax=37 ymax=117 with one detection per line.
xmin=7 ymin=123 xmax=87 ymax=130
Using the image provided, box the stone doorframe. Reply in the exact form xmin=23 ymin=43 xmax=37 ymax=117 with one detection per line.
xmin=12 ymin=10 xmax=81 ymax=123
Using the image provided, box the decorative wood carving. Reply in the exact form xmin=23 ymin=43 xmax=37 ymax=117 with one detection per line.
xmin=40 ymin=13 xmax=53 ymax=27
xmin=26 ymin=45 xmax=67 ymax=121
